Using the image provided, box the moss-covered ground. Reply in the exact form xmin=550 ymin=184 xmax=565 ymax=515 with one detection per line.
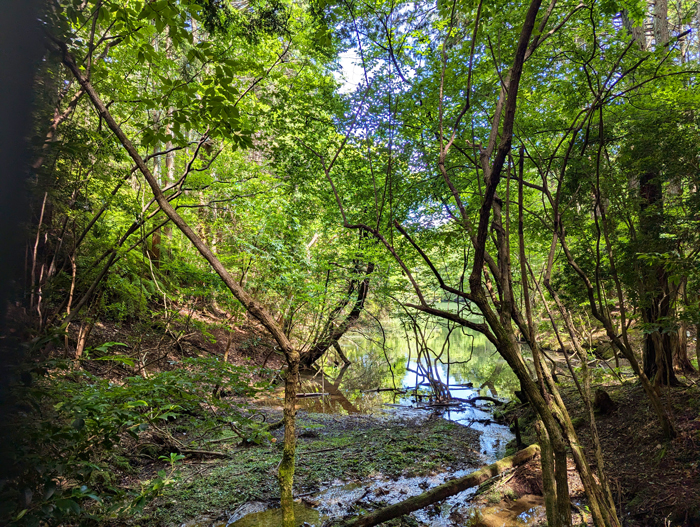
xmin=137 ymin=410 xmax=481 ymax=526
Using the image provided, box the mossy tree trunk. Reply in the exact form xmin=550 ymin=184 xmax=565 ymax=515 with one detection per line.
xmin=280 ymin=351 xmax=300 ymax=527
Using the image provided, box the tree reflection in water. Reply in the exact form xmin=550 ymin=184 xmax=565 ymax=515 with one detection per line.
xmin=299 ymin=307 xmax=520 ymax=413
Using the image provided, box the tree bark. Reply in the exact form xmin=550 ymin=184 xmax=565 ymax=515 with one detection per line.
xmin=638 ymin=171 xmax=679 ymax=386
xmin=621 ymin=10 xmax=647 ymax=50
xmin=673 ymin=320 xmax=694 ymax=373
xmin=653 ymin=0 xmax=669 ymax=47
xmin=280 ymin=351 xmax=300 ymax=527
xmin=535 ymin=421 xmax=559 ymax=527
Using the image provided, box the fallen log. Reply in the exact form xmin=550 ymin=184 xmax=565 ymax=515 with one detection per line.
xmin=361 ymin=387 xmax=406 ymax=393
xmin=414 ymin=402 xmax=463 ymax=409
xmin=341 ymin=444 xmax=540 ymax=527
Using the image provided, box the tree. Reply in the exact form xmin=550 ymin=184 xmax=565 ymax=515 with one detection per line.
xmin=35 ymin=1 xmax=343 ymax=524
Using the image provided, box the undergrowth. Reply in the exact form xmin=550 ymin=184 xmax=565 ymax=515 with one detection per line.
xmin=1 ymin=351 xmax=273 ymax=527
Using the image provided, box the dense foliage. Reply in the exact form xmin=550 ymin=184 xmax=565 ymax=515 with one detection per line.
xmin=6 ymin=0 xmax=700 ymax=524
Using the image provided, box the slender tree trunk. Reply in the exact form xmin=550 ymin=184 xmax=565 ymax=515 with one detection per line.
xmin=516 ymin=152 xmax=569 ymax=525
xmin=75 ymin=320 xmax=94 ymax=359
xmin=535 ymin=420 xmax=559 ymax=527
xmin=150 ymin=142 xmax=162 ymax=267
xmin=280 ymin=351 xmax=300 ymax=527
xmin=673 ymin=281 xmax=694 ymax=373
xmin=621 ymin=10 xmax=647 ymax=50
xmin=30 ymin=192 xmax=48 ymax=310
xmin=653 ymin=0 xmax=669 ymax=47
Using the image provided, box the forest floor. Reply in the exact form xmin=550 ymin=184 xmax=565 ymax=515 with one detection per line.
xmin=28 ymin=304 xmax=700 ymax=527
xmin=565 ymin=380 xmax=700 ymax=526
xmin=509 ymin=366 xmax=700 ymax=527
xmin=138 ymin=411 xmax=483 ymax=526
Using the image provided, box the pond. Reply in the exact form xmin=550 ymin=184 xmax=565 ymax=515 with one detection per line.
xmin=223 ymin=311 xmax=549 ymax=527
xmin=296 ymin=310 xmax=520 ymax=462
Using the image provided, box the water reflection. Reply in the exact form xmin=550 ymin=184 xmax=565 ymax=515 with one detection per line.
xmin=288 ymin=312 xmax=520 ymax=462
xmin=304 ymin=312 xmax=518 ymax=409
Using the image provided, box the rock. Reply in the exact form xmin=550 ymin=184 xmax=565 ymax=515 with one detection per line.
xmin=594 ymin=388 xmax=617 ymax=414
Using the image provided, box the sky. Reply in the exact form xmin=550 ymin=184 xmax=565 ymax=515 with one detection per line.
xmin=336 ymin=50 xmax=366 ymax=94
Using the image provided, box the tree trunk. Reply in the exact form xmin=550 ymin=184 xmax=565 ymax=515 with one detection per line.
xmin=280 ymin=351 xmax=300 ymax=527
xmin=639 ymin=171 xmax=679 ymax=386
xmin=643 ymin=326 xmax=679 ymax=386
xmin=674 ymin=320 xmax=695 ymax=373
xmin=653 ymin=0 xmax=669 ymax=47
xmin=621 ymin=10 xmax=647 ymax=50
xmin=535 ymin=420 xmax=560 ymax=527
xmin=74 ymin=320 xmax=94 ymax=359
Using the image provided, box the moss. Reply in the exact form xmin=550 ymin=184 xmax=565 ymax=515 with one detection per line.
xmin=503 ymin=488 xmax=519 ymax=500
xmin=141 ymin=414 xmax=480 ymax=526
xmin=486 ymin=491 xmax=502 ymax=504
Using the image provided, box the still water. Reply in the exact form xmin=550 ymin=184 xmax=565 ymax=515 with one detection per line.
xmin=224 ymin=312 xmax=544 ymax=527
xmin=298 ymin=312 xmax=520 ymax=462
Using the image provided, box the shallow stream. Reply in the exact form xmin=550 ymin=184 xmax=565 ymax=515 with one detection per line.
xmin=200 ymin=313 xmax=546 ymax=526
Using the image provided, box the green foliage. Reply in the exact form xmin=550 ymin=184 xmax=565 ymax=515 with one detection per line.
xmin=21 ymin=0 xmax=700 ymax=522
xmin=1 ymin=357 xmax=271 ymax=526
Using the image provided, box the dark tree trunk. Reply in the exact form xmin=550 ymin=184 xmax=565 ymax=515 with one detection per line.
xmin=641 ymin=307 xmax=679 ymax=386
xmin=673 ymin=320 xmax=695 ymax=373
xmin=299 ymin=262 xmax=373 ymax=369
xmin=638 ymin=171 xmax=679 ymax=386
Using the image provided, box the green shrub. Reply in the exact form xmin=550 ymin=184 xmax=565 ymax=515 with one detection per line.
xmin=1 ymin=356 xmax=272 ymax=526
